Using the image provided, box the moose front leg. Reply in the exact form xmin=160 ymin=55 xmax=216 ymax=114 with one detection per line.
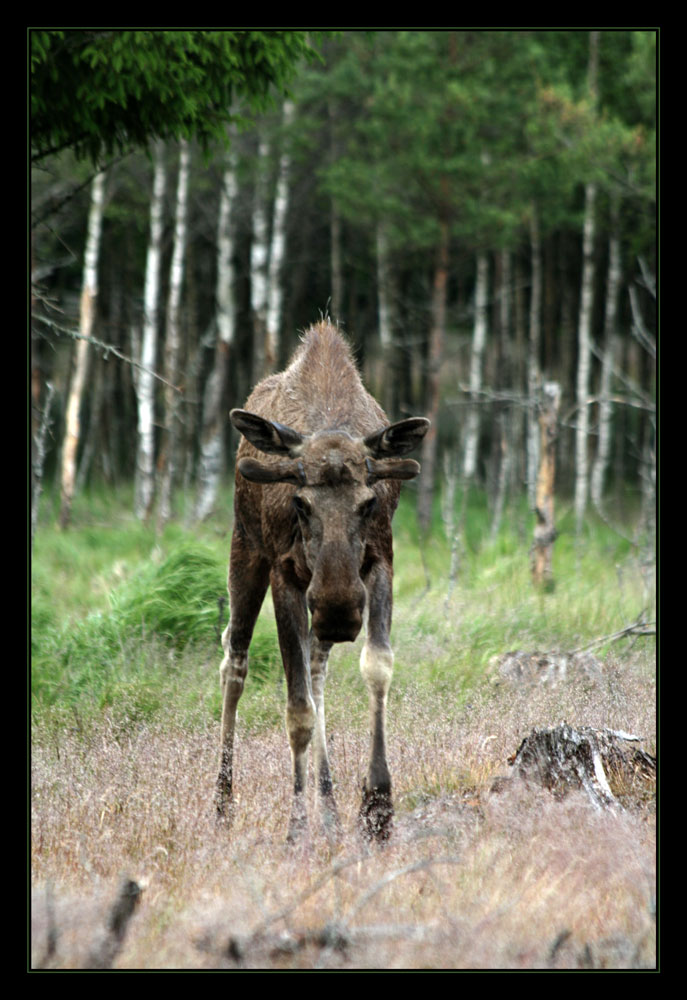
xmin=359 ymin=562 xmax=395 ymax=842
xmin=216 ymin=531 xmax=269 ymax=823
xmin=271 ymin=570 xmax=317 ymax=843
xmin=309 ymin=634 xmax=341 ymax=837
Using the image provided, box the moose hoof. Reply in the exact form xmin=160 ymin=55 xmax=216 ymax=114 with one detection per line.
xmin=286 ymin=799 xmax=309 ymax=845
xmin=359 ymin=784 xmax=393 ymax=843
xmin=319 ymin=795 xmax=343 ymax=843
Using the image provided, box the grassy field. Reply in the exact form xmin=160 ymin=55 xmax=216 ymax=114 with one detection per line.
xmin=30 ymin=483 xmax=656 ymax=970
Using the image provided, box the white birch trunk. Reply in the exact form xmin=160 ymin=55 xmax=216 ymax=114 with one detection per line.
xmin=194 ymin=146 xmax=238 ymax=522
xmin=490 ymin=248 xmax=513 ymax=539
xmin=463 ymin=251 xmax=488 ymax=480
xmin=251 ymin=135 xmax=270 ymax=378
xmin=574 ymin=180 xmax=597 ymax=535
xmin=59 ymin=169 xmax=106 ymax=528
xmin=527 ymin=209 xmax=542 ymax=508
xmin=574 ymin=31 xmax=600 ymax=535
xmin=376 ymin=220 xmax=393 ymax=352
xmin=265 ymin=100 xmax=294 ymax=371
xmin=157 ymin=140 xmax=190 ymax=527
xmin=376 ymin=219 xmax=398 ymax=414
xmin=134 ymin=142 xmax=166 ymax=521
xmin=591 ymin=201 xmax=621 ymax=510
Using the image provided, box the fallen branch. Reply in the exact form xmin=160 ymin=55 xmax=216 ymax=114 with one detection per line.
xmin=222 ymin=852 xmax=463 ymax=967
xmin=85 ymin=877 xmax=143 ymax=970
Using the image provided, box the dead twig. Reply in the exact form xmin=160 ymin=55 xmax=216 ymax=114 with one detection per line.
xmin=570 ymin=616 xmax=656 ymax=655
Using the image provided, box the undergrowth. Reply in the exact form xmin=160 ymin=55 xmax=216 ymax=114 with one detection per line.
xmin=31 ymin=481 xmax=654 ymax=734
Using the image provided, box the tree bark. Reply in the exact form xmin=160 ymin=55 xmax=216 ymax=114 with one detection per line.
xmin=527 ymin=208 xmax=542 ymax=508
xmin=490 ymin=249 xmax=512 ymax=539
xmin=251 ymin=134 xmax=270 ymax=379
xmin=31 ymin=381 xmax=55 ymax=552
xmin=574 ymin=181 xmax=597 ymax=534
xmin=376 ymin=219 xmax=399 ymax=415
xmin=265 ymin=100 xmax=294 ymax=373
xmin=59 ymin=169 xmax=106 ymax=528
xmin=531 ymin=381 xmax=560 ymax=588
xmin=591 ymin=197 xmax=622 ymax=510
xmin=193 ymin=145 xmax=239 ymax=522
xmin=417 ymin=215 xmax=449 ymax=534
xmin=462 ymin=250 xmax=488 ymax=480
xmin=134 ymin=142 xmax=166 ymax=521
xmin=157 ymin=139 xmax=190 ymax=528
xmin=574 ymin=30 xmax=600 ymax=535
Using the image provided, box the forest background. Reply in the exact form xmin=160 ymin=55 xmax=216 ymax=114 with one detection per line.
xmin=30 ymin=29 xmax=656 ymax=539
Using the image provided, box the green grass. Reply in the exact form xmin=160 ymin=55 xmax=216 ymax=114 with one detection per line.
xmin=30 ymin=481 xmax=655 ymax=734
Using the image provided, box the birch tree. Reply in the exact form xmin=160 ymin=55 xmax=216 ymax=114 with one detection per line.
xmin=265 ymin=100 xmax=295 ymax=371
xmin=417 ymin=215 xmax=449 ymax=534
xmin=58 ymin=169 xmax=106 ymax=528
xmin=375 ymin=219 xmax=398 ymax=415
xmin=574 ymin=30 xmax=600 ymax=536
xmin=250 ymin=134 xmax=270 ymax=379
xmin=490 ymin=248 xmax=513 ymax=539
xmin=157 ymin=139 xmax=190 ymax=528
xmin=193 ymin=145 xmax=239 ymax=522
xmin=134 ymin=142 xmax=166 ymax=521
xmin=527 ymin=209 xmax=542 ymax=508
xmin=591 ymin=196 xmax=622 ymax=510
xmin=462 ymin=250 xmax=489 ymax=480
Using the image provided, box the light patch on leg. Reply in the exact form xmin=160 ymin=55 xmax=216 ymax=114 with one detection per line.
xmin=360 ymin=644 xmax=394 ymax=696
xmin=286 ymin=696 xmax=317 ymax=754
xmin=220 ymin=648 xmax=248 ymax=692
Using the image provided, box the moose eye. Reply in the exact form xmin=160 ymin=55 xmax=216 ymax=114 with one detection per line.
xmin=292 ymin=495 xmax=311 ymax=519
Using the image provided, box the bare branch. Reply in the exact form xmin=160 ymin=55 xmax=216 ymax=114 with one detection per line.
xmin=32 ymin=313 xmax=182 ymax=393
xmin=629 ymin=284 xmax=657 ymax=359
xmin=637 ymin=255 xmax=656 ymax=299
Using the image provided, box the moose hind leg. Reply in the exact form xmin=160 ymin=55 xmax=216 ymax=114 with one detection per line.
xmin=271 ymin=569 xmax=316 ymax=843
xmin=215 ymin=532 xmax=269 ymax=822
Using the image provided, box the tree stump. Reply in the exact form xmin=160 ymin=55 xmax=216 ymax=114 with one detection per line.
xmin=506 ymin=725 xmax=655 ymax=811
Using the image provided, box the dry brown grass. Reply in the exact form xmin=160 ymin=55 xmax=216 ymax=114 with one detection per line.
xmin=31 ymin=650 xmax=655 ymax=970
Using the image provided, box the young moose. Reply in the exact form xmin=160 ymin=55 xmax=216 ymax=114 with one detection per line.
xmin=216 ymin=322 xmax=429 ymax=841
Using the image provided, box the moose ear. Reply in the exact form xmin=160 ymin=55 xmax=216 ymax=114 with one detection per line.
xmin=231 ymin=409 xmax=304 ymax=456
xmin=365 ymin=458 xmax=421 ymax=483
xmin=363 ymin=417 xmax=430 ymax=458
xmin=237 ymin=457 xmax=306 ymax=485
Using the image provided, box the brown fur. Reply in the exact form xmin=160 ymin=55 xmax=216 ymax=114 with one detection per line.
xmin=216 ymin=322 xmax=429 ymax=842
